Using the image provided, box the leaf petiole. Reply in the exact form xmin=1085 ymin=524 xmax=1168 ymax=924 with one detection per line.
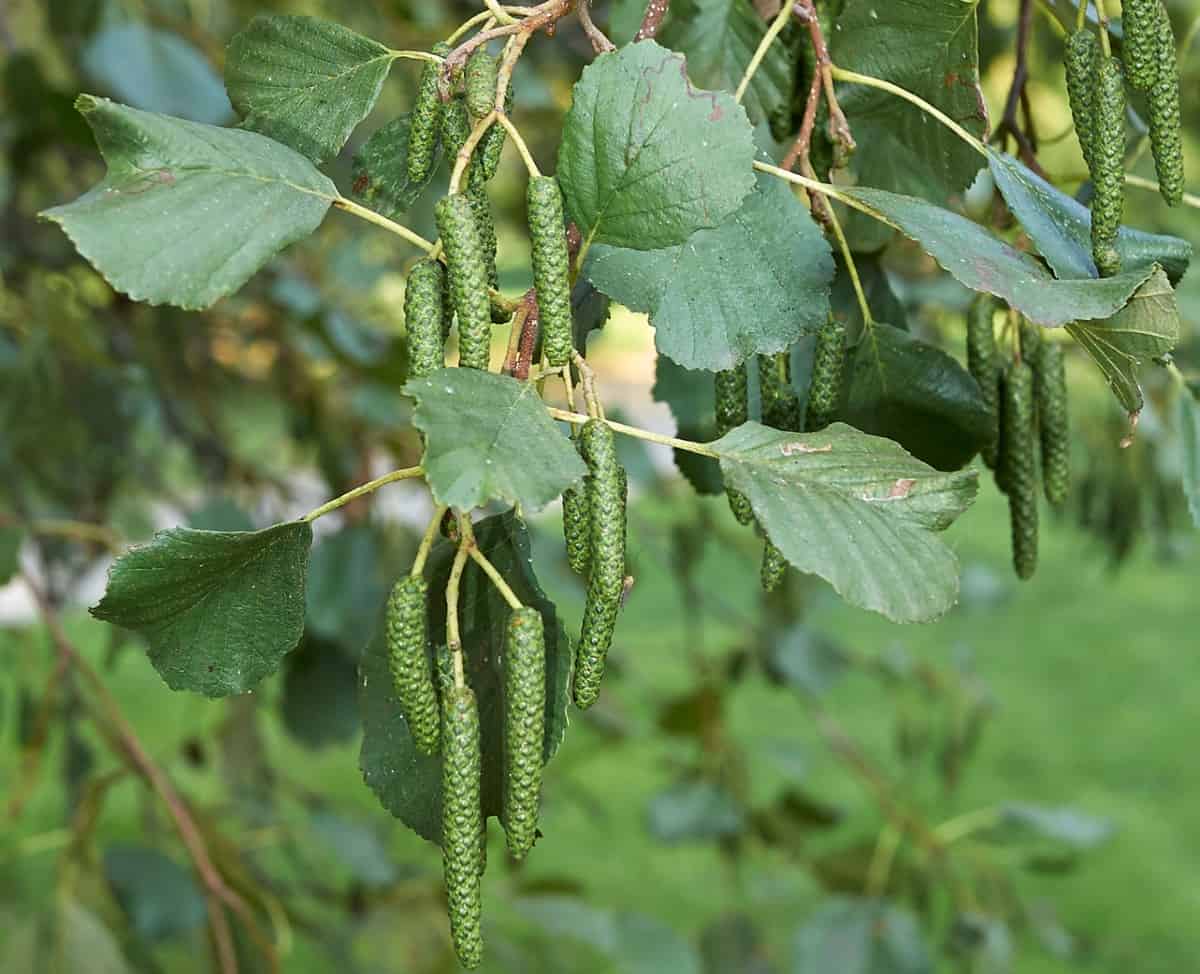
xmin=546 ymin=407 xmax=720 ymax=459
xmin=303 ymin=466 xmax=425 ymax=522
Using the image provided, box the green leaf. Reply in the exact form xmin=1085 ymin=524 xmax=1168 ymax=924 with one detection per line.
xmin=359 ymin=513 xmax=572 ymax=844
xmin=587 ymin=174 xmax=833 ymax=370
xmin=1065 ymin=268 xmax=1180 ymax=415
xmin=225 ymin=15 xmax=394 ymax=163
xmin=987 ymin=149 xmax=1192 ymax=284
xmin=41 ymin=97 xmax=336 ymax=311
xmin=660 ymin=0 xmax=797 ymax=125
xmin=832 ymin=0 xmax=986 ymax=251
xmin=1179 ymin=391 xmax=1200 ymax=528
xmin=0 ymin=524 xmax=21 ymax=585
xmin=350 ymin=114 xmax=437 ymax=220
xmin=57 ymin=898 xmax=134 ymax=974
xmin=793 ymin=897 xmax=931 ymax=974
xmin=838 ymin=185 xmax=1154 ymax=327
xmin=842 ymin=323 xmax=992 ymax=470
xmin=714 ymin=422 xmax=977 ymax=622
xmin=81 ymin=23 xmax=233 ymax=125
xmin=406 ymin=368 xmax=588 ymax=513
xmin=652 ymin=356 xmax=724 ymax=495
xmin=281 ymin=636 xmax=361 ymax=749
xmin=647 ymin=780 xmax=745 ymax=843
xmin=304 ymin=523 xmax=387 ymax=651
xmin=309 ymin=811 xmax=398 ymax=887
xmin=557 ymin=41 xmax=756 ymax=250
xmin=91 ymin=522 xmax=313 ymax=697
xmin=104 ymin=845 xmax=206 ymax=943
xmin=517 ymin=897 xmax=702 ymax=974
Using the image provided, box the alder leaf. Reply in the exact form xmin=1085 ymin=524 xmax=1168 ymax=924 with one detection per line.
xmin=833 ymin=0 xmax=987 ymax=250
xmin=841 ymin=323 xmax=992 ymax=470
xmin=587 ymin=173 xmax=833 ymax=370
xmin=660 ymin=0 xmax=797 ymax=125
xmin=714 ymin=422 xmax=977 ymax=622
xmin=81 ymin=22 xmax=233 ymax=125
xmin=987 ymin=149 xmax=1192 ymax=284
xmin=1065 ymin=268 xmax=1180 ymax=415
xmin=350 ymin=114 xmax=437 ymax=219
xmin=838 ymin=185 xmax=1154 ymax=327
xmin=41 ymin=97 xmax=336 ymax=310
xmin=406 ymin=368 xmax=588 ymax=513
xmin=225 ymin=15 xmax=395 ymax=163
xmin=793 ymin=897 xmax=932 ymax=974
xmin=359 ymin=512 xmax=572 ymax=845
xmin=557 ymin=41 xmax=756 ymax=251
xmin=91 ymin=522 xmax=313 ymax=696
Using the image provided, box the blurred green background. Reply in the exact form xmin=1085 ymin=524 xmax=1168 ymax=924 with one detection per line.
xmin=1 ymin=0 xmax=1198 ymax=972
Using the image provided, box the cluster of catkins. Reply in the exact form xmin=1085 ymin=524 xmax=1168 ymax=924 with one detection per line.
xmin=392 ymin=42 xmax=632 ymax=970
xmin=1065 ymin=1 xmax=1184 ymax=275
xmin=403 ymin=46 xmax=573 ymax=381
xmin=712 ymin=319 xmax=848 ymax=592
xmin=968 ymin=295 xmax=1071 ymax=580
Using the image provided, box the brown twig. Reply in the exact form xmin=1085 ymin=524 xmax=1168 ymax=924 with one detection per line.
xmin=794 ymin=0 xmax=854 ymax=161
xmin=994 ymin=0 xmax=1045 ymax=174
xmin=635 ymin=0 xmax=670 ymax=41
xmin=578 ymin=0 xmax=616 ymax=54
xmin=515 ymin=291 xmax=541 ymax=380
xmin=444 ymin=0 xmax=572 ymax=76
xmin=24 ymin=578 xmax=280 ymax=974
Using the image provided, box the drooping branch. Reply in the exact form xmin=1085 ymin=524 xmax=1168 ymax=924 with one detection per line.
xmin=635 ymin=0 xmax=670 ymax=41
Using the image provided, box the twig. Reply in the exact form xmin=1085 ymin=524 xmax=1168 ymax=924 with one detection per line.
xmin=412 ymin=505 xmax=449 ymax=577
xmin=449 ymin=109 xmax=499 ymax=192
xmin=515 ymin=290 xmax=541 ymax=380
xmin=781 ymin=67 xmax=822 ymax=171
xmin=468 ymin=546 xmax=524 ymax=610
xmin=735 ymin=1 xmax=794 ymax=103
xmin=302 ymin=466 xmax=424 ymax=522
xmin=635 ymin=0 xmax=670 ymax=41
xmin=546 ymin=407 xmax=720 ymax=458
xmin=445 ymin=524 xmax=473 ymax=687
xmin=578 ymin=0 xmax=616 ymax=54
xmin=994 ymin=0 xmax=1045 ymax=174
xmin=445 ymin=0 xmax=571 ymax=75
xmin=497 ymin=114 xmax=541 ymax=177
xmin=571 ymin=350 xmax=604 ymax=420
xmin=796 ymin=0 xmax=854 ymax=159
xmin=334 ymin=198 xmax=435 ymax=252
xmin=26 ymin=581 xmax=278 ymax=973
xmin=0 ymin=516 xmax=121 ymax=553
xmin=1125 ymin=173 xmax=1200 ymax=209
xmin=503 ymin=295 xmax=533 ymax=374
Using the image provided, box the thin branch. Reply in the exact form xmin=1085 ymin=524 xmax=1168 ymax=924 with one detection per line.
xmin=389 ymin=49 xmax=445 ymax=65
xmin=735 ymin=1 xmax=794 ymax=103
xmin=333 ymin=198 xmax=436 ymax=252
xmin=578 ymin=0 xmax=616 ymax=54
xmin=450 ymin=110 xmax=499 ymax=192
xmin=780 ymin=70 xmax=823 ymax=172
xmin=497 ymin=114 xmax=540 ymax=177
xmin=482 ymin=0 xmax=519 ymax=26
xmin=0 ymin=516 xmax=121 ymax=553
xmin=546 ymin=407 xmax=720 ymax=458
xmin=26 ymin=581 xmax=278 ymax=973
xmin=445 ymin=0 xmax=571 ymax=75
xmin=825 ymin=202 xmax=872 ymax=326
xmin=994 ymin=0 xmax=1044 ymax=174
xmin=468 ymin=546 xmax=524 ymax=610
xmin=1125 ymin=173 xmax=1200 ymax=209
xmin=445 ymin=526 xmax=473 ymax=688
xmin=412 ymin=505 xmax=449 ymax=577
xmin=635 ymin=0 xmax=670 ymax=41
xmin=797 ymin=0 xmax=854 ymax=158
xmin=302 ymin=466 xmax=425 ymax=522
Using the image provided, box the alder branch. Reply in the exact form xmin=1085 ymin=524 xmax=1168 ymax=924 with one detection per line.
xmin=578 ymin=0 xmax=616 ymax=54
xmin=24 ymin=579 xmax=280 ymax=974
xmin=994 ymin=0 xmax=1046 ymax=175
xmin=635 ymin=0 xmax=670 ymax=41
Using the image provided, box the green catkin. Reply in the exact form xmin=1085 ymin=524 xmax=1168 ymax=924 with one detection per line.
xmin=1001 ymin=361 xmax=1038 ymax=580
xmin=441 ymin=686 xmax=483 ymax=969
xmin=441 ymin=95 xmax=472 ymax=173
xmin=466 ymin=186 xmax=499 ymax=289
xmin=1065 ymin=30 xmax=1100 ymax=169
xmin=715 ymin=366 xmax=754 ymax=525
xmin=465 ymin=50 xmax=499 ymax=120
xmin=966 ymin=294 xmax=1001 ymax=468
xmin=807 ymin=319 xmax=847 ymax=431
xmin=407 ymin=42 xmax=448 ymax=185
xmin=1148 ymin=5 xmax=1184 ymax=207
xmin=1034 ymin=340 xmax=1071 ymax=505
xmin=435 ymin=194 xmax=492 ymax=370
xmin=385 ymin=575 xmax=440 ymax=755
xmin=1121 ymin=0 xmax=1161 ymax=92
xmin=1090 ymin=57 xmax=1126 ymax=277
xmin=405 ymin=258 xmax=448 ymax=379
xmin=503 ymin=607 xmax=545 ymax=859
xmin=562 ymin=434 xmax=591 ymax=575
xmin=761 ymin=542 xmax=788 ymax=593
xmin=527 ymin=176 xmax=573 ymax=367
xmin=573 ymin=420 xmax=626 ymax=710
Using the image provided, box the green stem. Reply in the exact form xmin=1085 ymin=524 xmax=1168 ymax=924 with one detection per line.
xmin=1094 ymin=0 xmax=1112 ymax=56
xmin=734 ymin=1 xmax=794 ymax=104
xmin=483 ymin=0 xmax=519 ymax=26
xmin=1075 ymin=0 xmax=1088 ymax=32
xmin=449 ymin=109 xmax=498 ymax=193
xmin=932 ymin=806 xmax=1003 ymax=846
xmin=389 ymin=50 xmax=443 ymax=65
xmin=468 ymin=546 xmax=523 ymax=610
xmin=864 ymin=824 xmax=902 ymax=898
xmin=412 ymin=505 xmax=449 ymax=577
xmin=546 ymin=406 xmax=720 ymax=458
xmin=446 ymin=526 xmax=472 ymax=688
xmin=829 ymin=66 xmax=986 ymax=156
xmin=1125 ymin=173 xmax=1200 ymax=209
xmin=333 ymin=198 xmax=436 ymax=252
xmin=497 ymin=114 xmax=541 ymax=178
xmin=302 ymin=467 xmax=425 ymax=522
xmin=824 ymin=199 xmax=872 ymax=326
xmin=753 ymin=160 xmax=890 ymax=224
